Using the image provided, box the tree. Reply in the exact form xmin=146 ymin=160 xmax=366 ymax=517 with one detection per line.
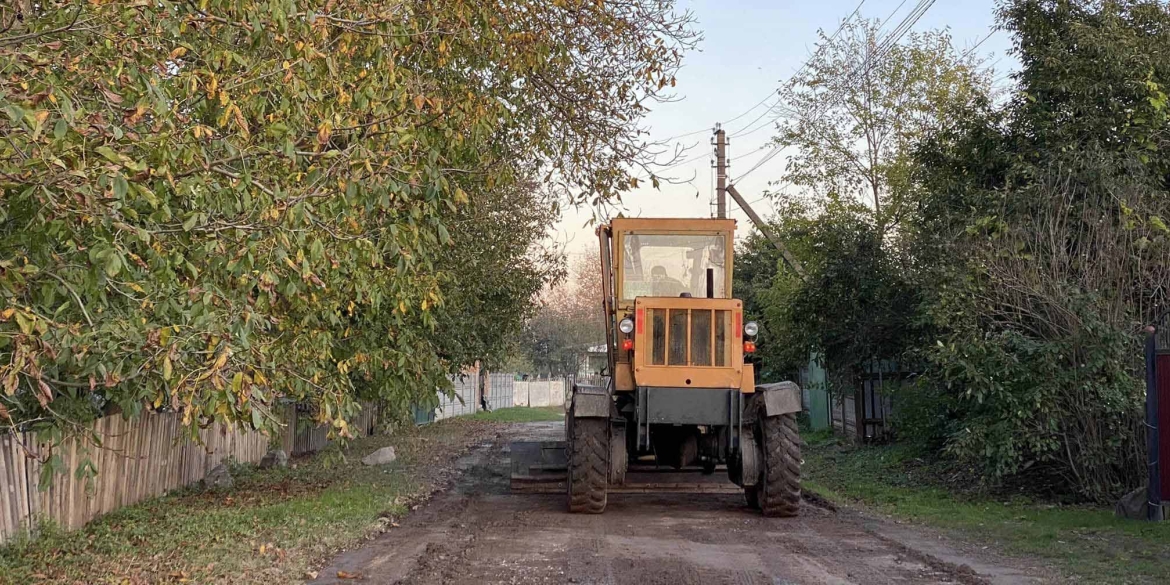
xmin=904 ymin=0 xmax=1170 ymax=500
xmin=519 ymin=253 xmax=606 ymax=377
xmin=774 ymin=18 xmax=991 ymax=234
xmin=0 ymin=1 xmax=697 ymax=445
xmin=736 ymin=196 xmax=918 ymax=386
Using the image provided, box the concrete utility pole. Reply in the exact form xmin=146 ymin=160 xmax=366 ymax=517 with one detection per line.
xmin=714 ymin=125 xmax=727 ymax=219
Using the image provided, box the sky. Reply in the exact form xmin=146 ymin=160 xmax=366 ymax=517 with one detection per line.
xmin=552 ymin=0 xmax=1016 ymax=259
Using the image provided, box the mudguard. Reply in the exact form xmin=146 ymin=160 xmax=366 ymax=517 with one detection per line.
xmin=570 ymin=384 xmax=610 ymax=418
xmin=756 ymin=381 xmax=802 ymax=417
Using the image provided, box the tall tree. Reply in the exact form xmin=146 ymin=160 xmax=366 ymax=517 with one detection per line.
xmin=774 ymin=18 xmax=990 ymax=234
xmin=0 ymin=0 xmax=697 ymax=442
xmin=905 ymin=0 xmax=1170 ymax=500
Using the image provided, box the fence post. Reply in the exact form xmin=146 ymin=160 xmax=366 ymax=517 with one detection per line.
xmin=1148 ymin=325 xmax=1164 ymax=521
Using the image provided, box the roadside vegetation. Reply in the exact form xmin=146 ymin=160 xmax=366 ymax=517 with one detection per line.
xmin=0 ymin=0 xmax=697 ymax=461
xmin=470 ymin=405 xmax=564 ymax=423
xmin=739 ymin=0 xmax=1170 ymax=503
xmin=0 ymin=416 xmax=500 ymax=584
xmin=802 ymin=430 xmax=1170 ymax=584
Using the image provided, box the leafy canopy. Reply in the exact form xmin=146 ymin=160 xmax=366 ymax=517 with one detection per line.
xmin=0 ymin=0 xmax=696 ymax=443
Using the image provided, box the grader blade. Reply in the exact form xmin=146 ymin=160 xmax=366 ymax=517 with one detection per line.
xmin=509 ymin=440 xmax=740 ymax=494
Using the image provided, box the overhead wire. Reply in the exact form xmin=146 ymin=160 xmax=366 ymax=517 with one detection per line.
xmin=730 ymin=0 xmax=941 ymax=185
xmin=727 ymin=0 xmax=870 ymax=139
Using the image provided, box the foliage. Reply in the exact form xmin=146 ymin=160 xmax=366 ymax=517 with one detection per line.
xmin=775 ymin=18 xmax=990 ymax=234
xmin=903 ymin=0 xmax=1170 ymax=501
xmin=743 ymin=0 xmax=1170 ymax=501
xmin=802 ymin=430 xmax=1170 ymax=584
xmin=0 ymin=0 xmax=696 ymax=448
xmin=0 ymin=416 xmax=496 ymax=584
xmin=736 ymin=196 xmax=919 ymax=387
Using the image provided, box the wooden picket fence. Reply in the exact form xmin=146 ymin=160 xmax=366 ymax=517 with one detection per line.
xmin=0 ymin=403 xmax=377 ymax=545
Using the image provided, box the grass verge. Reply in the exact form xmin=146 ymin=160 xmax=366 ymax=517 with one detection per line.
xmin=801 ymin=430 xmax=1170 ymax=584
xmin=467 ymin=405 xmax=564 ymax=423
xmin=0 ymin=417 xmax=498 ymax=585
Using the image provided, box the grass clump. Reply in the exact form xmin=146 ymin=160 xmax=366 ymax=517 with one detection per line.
xmin=0 ymin=417 xmax=495 ymax=584
xmin=802 ymin=430 xmax=1170 ymax=584
xmin=468 ymin=405 xmax=564 ymax=423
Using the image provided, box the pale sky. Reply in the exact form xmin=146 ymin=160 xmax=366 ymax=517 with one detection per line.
xmin=553 ymin=0 xmax=1015 ymax=259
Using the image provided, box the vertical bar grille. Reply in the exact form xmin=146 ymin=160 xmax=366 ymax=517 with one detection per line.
xmin=646 ymin=307 xmax=734 ymax=367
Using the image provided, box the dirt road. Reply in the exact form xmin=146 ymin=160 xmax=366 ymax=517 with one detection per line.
xmin=312 ymin=421 xmax=1041 ymax=585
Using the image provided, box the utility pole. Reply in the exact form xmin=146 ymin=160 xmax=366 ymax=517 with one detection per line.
xmin=715 ymin=125 xmax=727 ymax=219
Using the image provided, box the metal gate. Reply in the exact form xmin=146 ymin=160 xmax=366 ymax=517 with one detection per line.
xmin=1146 ymin=317 xmax=1170 ymax=521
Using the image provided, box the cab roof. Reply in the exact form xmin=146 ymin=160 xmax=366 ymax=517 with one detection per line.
xmin=606 ymin=217 xmax=737 ymax=233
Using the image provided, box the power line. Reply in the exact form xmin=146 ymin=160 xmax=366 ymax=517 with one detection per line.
xmin=658 ymin=126 xmax=714 ymax=143
xmin=731 ymin=0 xmax=933 ymax=147
xmin=731 ymin=0 xmax=941 ymax=185
xmin=728 ymin=0 xmax=869 ymax=138
xmin=960 ymin=29 xmax=997 ymax=60
xmin=734 ymin=145 xmax=788 ymax=183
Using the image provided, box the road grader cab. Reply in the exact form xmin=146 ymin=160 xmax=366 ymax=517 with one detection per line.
xmin=511 ymin=217 xmax=803 ymax=516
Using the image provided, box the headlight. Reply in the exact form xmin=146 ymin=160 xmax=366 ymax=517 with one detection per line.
xmin=744 ymin=321 xmax=759 ymax=337
xmin=618 ymin=318 xmax=634 ymax=334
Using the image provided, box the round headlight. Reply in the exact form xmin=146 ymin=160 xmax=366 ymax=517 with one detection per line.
xmin=744 ymin=321 xmax=759 ymax=337
xmin=618 ymin=318 xmax=635 ymax=334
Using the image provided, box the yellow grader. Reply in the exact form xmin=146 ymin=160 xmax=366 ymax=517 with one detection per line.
xmin=511 ymin=217 xmax=803 ymax=516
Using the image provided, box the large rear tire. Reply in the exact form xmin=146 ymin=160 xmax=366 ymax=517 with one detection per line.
xmin=757 ymin=413 xmax=801 ymax=517
xmin=567 ymin=417 xmax=608 ymax=514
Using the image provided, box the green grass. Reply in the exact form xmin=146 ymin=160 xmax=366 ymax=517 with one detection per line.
xmin=802 ymin=430 xmax=1170 ymax=584
xmin=0 ymin=417 xmax=496 ymax=584
xmin=468 ymin=405 xmax=564 ymax=422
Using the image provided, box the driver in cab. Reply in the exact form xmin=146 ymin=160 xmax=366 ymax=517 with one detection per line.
xmin=650 ymin=265 xmax=686 ymax=297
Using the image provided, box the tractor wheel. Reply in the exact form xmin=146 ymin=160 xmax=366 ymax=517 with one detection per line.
xmin=756 ymin=413 xmax=801 ymax=517
xmin=567 ymin=417 xmax=608 ymax=514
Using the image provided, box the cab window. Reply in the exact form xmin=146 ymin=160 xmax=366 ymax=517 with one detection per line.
xmin=620 ymin=233 xmax=727 ymax=301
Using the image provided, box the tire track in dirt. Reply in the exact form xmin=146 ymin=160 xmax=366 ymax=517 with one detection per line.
xmin=312 ymin=422 xmax=1044 ymax=585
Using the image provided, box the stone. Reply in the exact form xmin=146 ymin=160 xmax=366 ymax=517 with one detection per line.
xmin=361 ymin=446 xmax=397 ymax=466
xmin=1114 ymin=486 xmax=1149 ymax=520
xmin=204 ymin=462 xmax=234 ymax=489
xmin=259 ymin=448 xmax=289 ymax=469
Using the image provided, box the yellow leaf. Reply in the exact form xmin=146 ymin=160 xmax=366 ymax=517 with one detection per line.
xmin=169 ymin=46 xmax=188 ymax=60
xmin=317 ymin=122 xmax=331 ymax=145
xmin=212 ymin=350 xmax=229 ymax=371
xmin=162 ymin=356 xmax=173 ymax=380
xmin=232 ymin=105 xmax=250 ymax=139
xmin=413 ymin=95 xmax=425 ymax=110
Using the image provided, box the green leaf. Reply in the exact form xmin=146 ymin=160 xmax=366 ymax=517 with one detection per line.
xmin=95 ymin=146 xmax=121 ymax=163
xmin=104 ymin=253 xmax=123 ymax=277
xmin=182 ymin=214 xmax=198 ymax=232
xmin=113 ymin=175 xmax=129 ymax=199
xmin=53 ymin=119 xmax=67 ymax=140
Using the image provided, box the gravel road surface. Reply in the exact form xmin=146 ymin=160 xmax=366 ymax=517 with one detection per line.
xmin=312 ymin=421 xmax=1041 ymax=585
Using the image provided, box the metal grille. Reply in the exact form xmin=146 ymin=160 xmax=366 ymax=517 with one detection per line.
xmin=648 ymin=308 xmax=732 ymax=367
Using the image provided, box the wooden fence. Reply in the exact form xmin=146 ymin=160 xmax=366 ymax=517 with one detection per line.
xmin=0 ymin=403 xmax=376 ymax=545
